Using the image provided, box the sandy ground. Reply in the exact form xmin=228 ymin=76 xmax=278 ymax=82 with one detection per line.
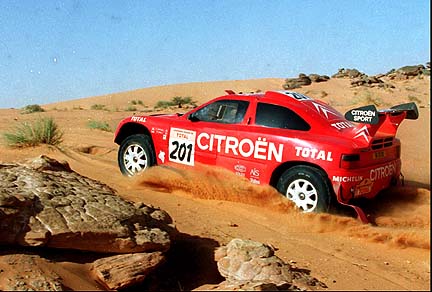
xmin=0 ymin=76 xmax=429 ymax=290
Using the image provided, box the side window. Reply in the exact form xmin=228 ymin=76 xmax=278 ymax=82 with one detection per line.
xmin=255 ymin=103 xmax=310 ymax=131
xmin=193 ymin=100 xmax=249 ymax=124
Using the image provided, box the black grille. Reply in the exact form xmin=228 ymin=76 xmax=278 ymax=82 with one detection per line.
xmin=371 ymin=137 xmax=393 ymax=150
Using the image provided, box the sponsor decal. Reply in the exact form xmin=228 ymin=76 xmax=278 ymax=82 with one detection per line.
xmin=234 ymin=164 xmax=246 ymax=172
xmin=353 ymin=125 xmax=370 ymax=143
xmin=250 ymin=168 xmax=260 ymax=178
xmin=158 ymin=150 xmax=166 ymax=163
xmin=169 ymin=128 xmax=196 ymax=166
xmin=282 ymin=91 xmax=312 ymax=101
xmin=312 ymin=102 xmax=340 ymax=119
xmin=250 ymin=178 xmax=260 ymax=184
xmin=332 ymin=175 xmax=363 ymax=183
xmin=345 ymin=105 xmax=379 ymax=124
xmin=331 ymin=121 xmax=354 ymax=130
xmin=295 ymin=146 xmax=333 ymax=161
xmin=234 ymin=164 xmax=246 ymax=177
xmin=354 ymin=178 xmax=374 ymax=197
xmin=249 ymin=168 xmax=261 ymax=184
xmin=197 ymin=133 xmax=284 ymax=162
xmin=131 ymin=116 xmax=147 ymax=123
xmin=369 ymin=161 xmax=397 ymax=181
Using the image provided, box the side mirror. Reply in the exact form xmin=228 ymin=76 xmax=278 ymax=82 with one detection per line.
xmin=188 ymin=113 xmax=200 ymax=122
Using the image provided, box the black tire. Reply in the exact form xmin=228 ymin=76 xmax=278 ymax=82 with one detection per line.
xmin=276 ymin=165 xmax=331 ymax=213
xmin=118 ymin=134 xmax=156 ymax=176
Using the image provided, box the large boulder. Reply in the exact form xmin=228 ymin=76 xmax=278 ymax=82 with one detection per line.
xmin=0 ymin=155 xmax=175 ymax=253
xmin=213 ymin=238 xmax=327 ymax=291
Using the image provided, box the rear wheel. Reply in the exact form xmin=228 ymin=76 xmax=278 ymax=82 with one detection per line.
xmin=118 ymin=134 xmax=156 ymax=176
xmin=276 ymin=166 xmax=331 ymax=213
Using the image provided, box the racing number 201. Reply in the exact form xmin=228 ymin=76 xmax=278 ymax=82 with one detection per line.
xmin=169 ymin=141 xmax=193 ymax=163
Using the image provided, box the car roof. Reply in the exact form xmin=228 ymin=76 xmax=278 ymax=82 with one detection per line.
xmin=223 ymin=90 xmax=348 ymax=128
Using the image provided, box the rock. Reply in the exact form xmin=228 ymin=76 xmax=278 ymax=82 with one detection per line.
xmin=308 ymin=74 xmax=330 ymax=83
xmin=215 ymin=239 xmax=293 ymax=285
xmin=332 ymin=68 xmax=366 ymax=79
xmin=396 ymin=65 xmax=425 ymax=77
xmin=283 ymin=74 xmax=312 ymax=90
xmin=214 ymin=238 xmax=327 ymax=291
xmin=0 ymin=155 xmax=175 ymax=253
xmin=91 ymin=252 xmax=165 ymax=290
xmin=387 ymin=64 xmax=429 ymax=79
xmin=282 ymin=72 xmax=329 ymax=90
xmin=350 ymin=75 xmax=395 ymax=89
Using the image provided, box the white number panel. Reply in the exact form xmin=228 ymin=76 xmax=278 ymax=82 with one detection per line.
xmin=168 ymin=128 xmax=196 ymax=166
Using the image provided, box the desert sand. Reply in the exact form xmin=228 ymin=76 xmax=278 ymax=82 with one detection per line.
xmin=0 ymin=75 xmax=430 ymax=290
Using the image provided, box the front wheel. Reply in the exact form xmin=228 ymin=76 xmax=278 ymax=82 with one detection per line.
xmin=276 ymin=166 xmax=331 ymax=213
xmin=118 ymin=134 xmax=156 ymax=176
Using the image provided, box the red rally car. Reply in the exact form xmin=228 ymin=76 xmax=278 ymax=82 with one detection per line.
xmin=114 ymin=90 xmax=418 ymax=223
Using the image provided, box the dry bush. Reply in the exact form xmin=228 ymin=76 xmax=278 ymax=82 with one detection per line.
xmin=3 ymin=117 xmax=63 ymax=147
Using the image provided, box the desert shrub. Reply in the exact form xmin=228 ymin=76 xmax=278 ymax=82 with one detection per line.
xmin=21 ymin=104 xmax=45 ymax=114
xmin=91 ymin=104 xmax=106 ymax=110
xmin=155 ymin=96 xmax=197 ymax=109
xmin=3 ymin=117 xmax=63 ymax=147
xmin=350 ymin=90 xmax=387 ymax=107
xmin=154 ymin=100 xmax=173 ymax=109
xmin=130 ymin=100 xmax=144 ymax=106
xmin=171 ymin=96 xmax=196 ymax=108
xmin=405 ymin=86 xmax=417 ymax=92
xmin=87 ymin=120 xmax=112 ymax=132
xmin=125 ymin=105 xmax=137 ymax=112
xmin=408 ymin=95 xmax=421 ymax=104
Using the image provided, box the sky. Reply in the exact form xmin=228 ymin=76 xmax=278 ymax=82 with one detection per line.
xmin=0 ymin=0 xmax=430 ymax=108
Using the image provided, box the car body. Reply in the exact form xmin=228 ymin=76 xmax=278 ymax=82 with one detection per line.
xmin=114 ymin=90 xmax=418 ymax=223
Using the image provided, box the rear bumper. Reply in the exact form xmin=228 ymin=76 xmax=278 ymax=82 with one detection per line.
xmin=330 ymin=159 xmax=401 ymax=204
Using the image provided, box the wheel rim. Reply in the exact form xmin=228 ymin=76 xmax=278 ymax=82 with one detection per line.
xmin=123 ymin=143 xmax=148 ymax=175
xmin=286 ymin=178 xmax=318 ymax=212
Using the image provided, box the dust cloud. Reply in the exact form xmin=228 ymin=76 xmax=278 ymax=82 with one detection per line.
xmin=133 ymin=164 xmax=296 ymax=213
xmin=133 ymin=164 xmax=430 ymax=250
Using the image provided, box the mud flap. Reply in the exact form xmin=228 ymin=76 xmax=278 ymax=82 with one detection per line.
xmin=332 ymin=182 xmax=370 ymax=224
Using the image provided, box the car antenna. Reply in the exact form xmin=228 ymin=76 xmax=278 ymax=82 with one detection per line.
xmin=225 ymin=90 xmax=235 ymax=95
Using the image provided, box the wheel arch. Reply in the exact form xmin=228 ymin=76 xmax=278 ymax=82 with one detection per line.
xmin=115 ymin=122 xmax=152 ymax=145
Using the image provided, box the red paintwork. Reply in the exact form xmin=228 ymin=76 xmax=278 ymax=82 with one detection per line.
xmin=115 ymin=91 xmax=409 ymax=221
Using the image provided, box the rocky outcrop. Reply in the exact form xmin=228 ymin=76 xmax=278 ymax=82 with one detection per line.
xmin=213 ymin=238 xmax=327 ymax=291
xmin=386 ymin=63 xmax=430 ymax=80
xmin=331 ymin=67 xmax=396 ymax=88
xmin=0 ymin=155 xmax=176 ymax=290
xmin=283 ymin=73 xmax=329 ymax=90
xmin=350 ymin=75 xmax=395 ymax=89
xmin=0 ymin=155 xmax=174 ymax=253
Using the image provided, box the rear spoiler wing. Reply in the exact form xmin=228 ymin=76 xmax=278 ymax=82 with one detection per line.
xmin=344 ymin=102 xmax=419 ymax=124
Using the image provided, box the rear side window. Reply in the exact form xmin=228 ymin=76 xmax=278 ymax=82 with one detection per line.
xmin=255 ymin=103 xmax=310 ymax=131
xmin=193 ymin=100 xmax=249 ymax=124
